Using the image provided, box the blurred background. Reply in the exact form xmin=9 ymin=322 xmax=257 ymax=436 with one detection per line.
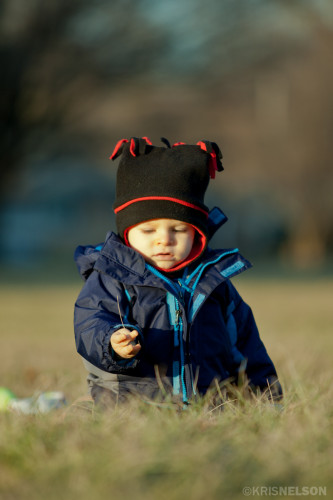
xmin=1 ymin=0 xmax=333 ymax=282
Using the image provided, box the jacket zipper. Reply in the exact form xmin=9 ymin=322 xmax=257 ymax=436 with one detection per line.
xmin=145 ymin=263 xmax=191 ymax=403
xmin=174 ymin=297 xmax=188 ymax=403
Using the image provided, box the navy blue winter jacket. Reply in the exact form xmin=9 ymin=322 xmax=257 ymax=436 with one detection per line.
xmin=74 ymin=211 xmax=281 ymax=402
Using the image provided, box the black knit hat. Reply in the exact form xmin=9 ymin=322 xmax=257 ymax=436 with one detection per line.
xmin=110 ymin=137 xmax=223 ymax=244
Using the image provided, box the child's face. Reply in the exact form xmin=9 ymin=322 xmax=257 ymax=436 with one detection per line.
xmin=127 ymin=219 xmax=195 ymax=270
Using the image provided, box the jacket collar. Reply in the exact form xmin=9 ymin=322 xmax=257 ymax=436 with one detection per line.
xmin=94 ymin=232 xmax=251 ymax=291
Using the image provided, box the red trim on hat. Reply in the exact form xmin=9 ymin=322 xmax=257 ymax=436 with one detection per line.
xmin=110 ymin=137 xmax=152 ymax=160
xmin=130 ymin=138 xmax=136 ymax=157
xmin=109 ymin=139 xmax=128 ymax=160
xmin=197 ymin=141 xmax=218 ymax=179
xmin=172 ymin=142 xmax=186 ymax=147
xmin=114 ymin=196 xmax=209 ymax=217
xmin=123 ymin=224 xmax=207 ymax=273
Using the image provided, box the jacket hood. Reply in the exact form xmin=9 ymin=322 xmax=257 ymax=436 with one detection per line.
xmin=74 ymin=243 xmax=104 ymax=281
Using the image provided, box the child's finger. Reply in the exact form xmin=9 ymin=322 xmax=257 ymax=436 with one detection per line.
xmin=111 ymin=329 xmax=140 ymax=349
xmin=128 ymin=330 xmax=139 ymax=340
xmin=114 ymin=341 xmax=141 ymax=359
xmin=112 ymin=328 xmax=134 ymax=341
xmin=112 ymin=330 xmax=128 ymax=343
xmin=124 ymin=334 xmax=140 ymax=349
xmin=115 ymin=329 xmax=139 ymax=341
xmin=125 ymin=343 xmax=141 ymax=355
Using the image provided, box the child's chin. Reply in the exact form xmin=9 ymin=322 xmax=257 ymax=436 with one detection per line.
xmin=155 ymin=263 xmax=175 ymax=270
xmin=152 ymin=260 xmax=177 ymax=270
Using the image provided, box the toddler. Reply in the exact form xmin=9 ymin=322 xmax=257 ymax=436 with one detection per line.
xmin=74 ymin=137 xmax=282 ymax=407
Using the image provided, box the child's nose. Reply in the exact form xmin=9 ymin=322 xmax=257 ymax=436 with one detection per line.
xmin=156 ymin=230 xmax=173 ymax=245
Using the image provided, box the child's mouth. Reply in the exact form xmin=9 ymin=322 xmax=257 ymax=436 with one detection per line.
xmin=153 ymin=253 xmax=174 ymax=260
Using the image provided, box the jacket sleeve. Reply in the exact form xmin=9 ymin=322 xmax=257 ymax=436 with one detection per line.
xmin=74 ymin=269 xmax=142 ymax=373
xmin=225 ymin=281 xmax=282 ymax=399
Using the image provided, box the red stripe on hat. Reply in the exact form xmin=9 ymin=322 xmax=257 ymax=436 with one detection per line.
xmin=109 ymin=139 xmax=128 ymax=159
xmin=114 ymin=196 xmax=209 ymax=216
xmin=197 ymin=141 xmax=218 ymax=179
xmin=130 ymin=138 xmax=136 ymax=157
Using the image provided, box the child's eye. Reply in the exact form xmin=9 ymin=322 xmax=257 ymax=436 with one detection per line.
xmin=173 ymin=227 xmax=187 ymax=233
xmin=141 ymin=229 xmax=155 ymax=234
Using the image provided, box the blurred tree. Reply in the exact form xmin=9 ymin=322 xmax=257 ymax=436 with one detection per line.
xmin=0 ymin=0 xmax=167 ymax=195
xmin=142 ymin=0 xmax=319 ymax=77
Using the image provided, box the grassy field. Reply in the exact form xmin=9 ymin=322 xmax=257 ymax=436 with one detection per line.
xmin=0 ymin=277 xmax=332 ymax=500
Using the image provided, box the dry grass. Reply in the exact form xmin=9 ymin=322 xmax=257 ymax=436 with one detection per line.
xmin=0 ymin=278 xmax=332 ymax=500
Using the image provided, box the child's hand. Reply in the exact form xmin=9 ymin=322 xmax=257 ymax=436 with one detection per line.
xmin=110 ymin=328 xmax=141 ymax=359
